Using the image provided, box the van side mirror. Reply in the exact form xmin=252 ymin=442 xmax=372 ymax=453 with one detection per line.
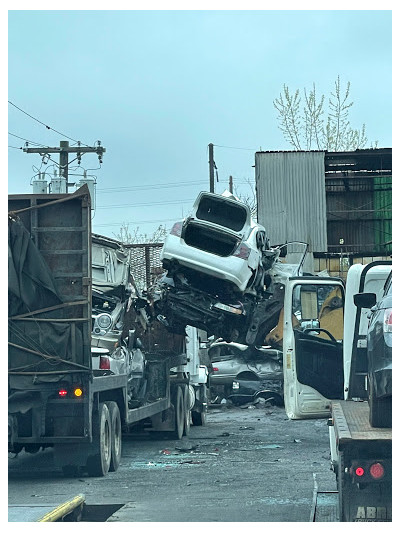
xmin=353 ymin=292 xmax=376 ymax=309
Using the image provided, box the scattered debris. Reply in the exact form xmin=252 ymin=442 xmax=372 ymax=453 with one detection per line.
xmin=239 ymin=426 xmax=255 ymax=431
xmin=175 ymin=443 xmax=199 ymax=452
xmin=294 ymin=439 xmax=302 ymax=443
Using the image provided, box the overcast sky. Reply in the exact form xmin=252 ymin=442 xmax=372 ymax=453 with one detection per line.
xmin=8 ymin=7 xmax=393 ymax=240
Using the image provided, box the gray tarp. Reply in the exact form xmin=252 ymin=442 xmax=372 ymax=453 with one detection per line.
xmin=8 ymin=216 xmax=62 ymax=317
xmin=8 ymin=216 xmax=85 ymax=387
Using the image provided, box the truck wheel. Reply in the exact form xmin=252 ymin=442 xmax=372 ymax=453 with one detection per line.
xmin=182 ymin=385 xmax=191 ymax=437
xmin=172 ymin=386 xmax=185 ymax=440
xmin=192 ymin=410 xmax=206 ymax=426
xmin=86 ymin=402 xmax=112 ymax=477
xmin=106 ymin=401 xmax=122 ymax=472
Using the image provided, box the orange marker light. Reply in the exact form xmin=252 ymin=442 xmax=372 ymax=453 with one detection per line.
xmin=74 ymin=387 xmax=83 ymax=398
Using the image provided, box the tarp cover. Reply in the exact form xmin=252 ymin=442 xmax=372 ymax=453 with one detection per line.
xmin=8 ymin=216 xmax=62 ymax=317
xmin=8 ymin=216 xmax=85 ymax=387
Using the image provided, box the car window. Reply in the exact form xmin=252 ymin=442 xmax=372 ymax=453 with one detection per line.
xmin=292 ymin=283 xmax=344 ymax=341
xmin=383 ymin=272 xmax=392 ymax=296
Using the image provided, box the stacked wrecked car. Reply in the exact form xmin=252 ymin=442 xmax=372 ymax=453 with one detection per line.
xmin=91 ymin=234 xmax=147 ymax=408
xmin=146 ymin=190 xmax=302 ymax=347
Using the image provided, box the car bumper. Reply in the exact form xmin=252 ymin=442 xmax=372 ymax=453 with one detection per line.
xmin=371 ymin=366 xmax=392 ymax=399
xmin=161 ymin=234 xmax=258 ymax=292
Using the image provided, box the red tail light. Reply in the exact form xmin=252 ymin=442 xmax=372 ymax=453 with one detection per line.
xmin=100 ymin=356 xmax=111 ymax=370
xmin=351 ymin=460 xmax=388 ymax=482
xmin=170 ymin=221 xmax=183 ymax=237
xmin=213 ymin=367 xmax=219 ymax=372
xmin=233 ymin=243 xmax=251 ymax=260
xmin=370 ymin=462 xmax=385 ymax=480
xmin=383 ymin=308 xmax=392 ymax=333
xmin=58 ymin=389 xmax=68 ymax=397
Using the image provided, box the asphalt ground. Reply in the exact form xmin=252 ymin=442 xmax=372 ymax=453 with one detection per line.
xmin=8 ymin=402 xmax=337 ymax=522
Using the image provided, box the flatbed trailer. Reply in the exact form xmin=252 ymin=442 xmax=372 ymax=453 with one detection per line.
xmin=8 ymin=187 xmax=194 ymax=477
xmin=329 ymin=400 xmax=392 ymax=522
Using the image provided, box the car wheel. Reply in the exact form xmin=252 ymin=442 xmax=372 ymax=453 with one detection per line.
xmin=86 ymin=402 xmax=112 ymax=477
xmin=369 ymin=386 xmax=392 ymax=428
xmin=106 ymin=401 xmax=122 ymax=472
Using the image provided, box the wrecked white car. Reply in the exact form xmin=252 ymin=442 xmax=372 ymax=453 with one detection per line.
xmin=91 ymin=234 xmax=147 ymax=407
xmin=146 ymin=191 xmax=302 ymax=345
xmin=162 ymin=190 xmax=272 ymax=294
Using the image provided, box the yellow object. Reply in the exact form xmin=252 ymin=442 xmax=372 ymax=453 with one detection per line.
xmin=318 ymin=287 xmax=344 ymax=340
xmin=74 ymin=387 xmax=83 ymax=397
xmin=265 ymin=309 xmax=300 ymax=346
xmin=37 ymin=494 xmax=85 ymax=522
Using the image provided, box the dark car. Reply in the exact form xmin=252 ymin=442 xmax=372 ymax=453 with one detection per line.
xmin=354 ymin=270 xmax=392 ymax=427
xmin=209 ymin=341 xmax=284 ymax=405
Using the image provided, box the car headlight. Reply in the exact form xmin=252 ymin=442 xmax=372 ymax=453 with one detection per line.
xmin=97 ymin=313 xmax=112 ymax=330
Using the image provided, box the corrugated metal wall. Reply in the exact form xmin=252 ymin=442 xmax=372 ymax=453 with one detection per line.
xmin=255 ymin=151 xmax=327 ymax=252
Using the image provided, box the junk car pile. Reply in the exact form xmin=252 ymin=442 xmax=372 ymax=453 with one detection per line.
xmin=141 ymin=191 xmax=303 ymax=346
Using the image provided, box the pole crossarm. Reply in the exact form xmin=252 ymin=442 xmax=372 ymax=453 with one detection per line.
xmin=23 ymin=146 xmax=105 ymax=154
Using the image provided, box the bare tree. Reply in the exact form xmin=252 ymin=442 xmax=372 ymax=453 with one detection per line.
xmin=113 ymin=222 xmax=168 ymax=244
xmin=234 ymin=178 xmax=257 ymax=219
xmin=274 ymin=76 xmax=377 ymax=151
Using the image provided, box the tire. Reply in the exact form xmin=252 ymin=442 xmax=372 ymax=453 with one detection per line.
xmin=172 ymin=386 xmax=185 ymax=439
xmin=369 ymin=386 xmax=392 ymax=428
xmin=182 ymin=385 xmax=191 ymax=437
xmin=86 ymin=402 xmax=112 ymax=477
xmin=106 ymin=401 xmax=122 ymax=472
xmin=192 ymin=410 xmax=206 ymax=426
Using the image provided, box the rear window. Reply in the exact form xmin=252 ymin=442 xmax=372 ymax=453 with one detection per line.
xmin=196 ymin=195 xmax=248 ymax=232
xmin=184 ymin=223 xmax=239 ymax=257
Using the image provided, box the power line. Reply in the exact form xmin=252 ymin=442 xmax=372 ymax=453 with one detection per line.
xmin=214 ymin=144 xmax=258 ymax=151
xmin=8 ymin=101 xmax=91 ymax=147
xmin=96 ymin=199 xmax=192 ymax=210
xmin=96 ymin=180 xmax=207 ymax=193
xmin=8 ymin=132 xmax=47 ymax=147
xmin=94 ymin=217 xmax=179 ymax=228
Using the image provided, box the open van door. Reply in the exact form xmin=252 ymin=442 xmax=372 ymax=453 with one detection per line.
xmin=282 ymin=276 xmax=345 ymax=419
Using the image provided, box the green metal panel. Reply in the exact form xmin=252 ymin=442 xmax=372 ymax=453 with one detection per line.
xmin=374 ymin=176 xmax=392 ymax=253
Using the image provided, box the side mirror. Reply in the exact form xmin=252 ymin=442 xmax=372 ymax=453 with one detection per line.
xmin=353 ymin=292 xmax=376 ymax=309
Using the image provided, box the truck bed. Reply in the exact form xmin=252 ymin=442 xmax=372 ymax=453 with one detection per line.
xmin=331 ymin=400 xmax=392 ymax=446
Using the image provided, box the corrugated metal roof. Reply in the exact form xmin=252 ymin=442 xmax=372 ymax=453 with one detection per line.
xmin=256 ymin=151 xmax=327 ymax=252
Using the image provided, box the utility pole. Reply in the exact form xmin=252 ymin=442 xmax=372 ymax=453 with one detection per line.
xmin=229 ymin=175 xmax=233 ymax=193
xmin=23 ymin=140 xmax=106 ymax=193
xmin=208 ymin=143 xmax=215 ymax=193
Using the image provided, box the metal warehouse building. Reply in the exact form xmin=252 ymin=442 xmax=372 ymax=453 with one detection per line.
xmin=255 ymin=148 xmax=392 ymax=277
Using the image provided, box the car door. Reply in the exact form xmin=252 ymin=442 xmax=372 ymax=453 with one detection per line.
xmin=282 ymin=277 xmax=345 ymax=419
